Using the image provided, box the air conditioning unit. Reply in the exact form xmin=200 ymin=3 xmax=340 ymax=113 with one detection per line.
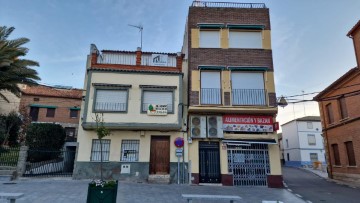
xmin=207 ymin=116 xmax=223 ymax=138
xmin=190 ymin=116 xmax=206 ymax=138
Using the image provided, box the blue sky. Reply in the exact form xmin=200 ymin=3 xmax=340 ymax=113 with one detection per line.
xmin=2 ymin=0 xmax=360 ymax=125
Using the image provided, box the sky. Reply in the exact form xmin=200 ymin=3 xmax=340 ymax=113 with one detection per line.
xmin=1 ymin=0 xmax=360 ymax=128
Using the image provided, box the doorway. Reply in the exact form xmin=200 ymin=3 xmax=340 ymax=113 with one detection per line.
xmin=149 ymin=136 xmax=170 ymax=175
xmin=199 ymin=141 xmax=221 ymax=183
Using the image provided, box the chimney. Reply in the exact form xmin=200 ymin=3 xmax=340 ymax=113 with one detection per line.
xmin=176 ymin=52 xmax=184 ymax=72
xmin=90 ymin=44 xmax=99 ymax=66
xmin=136 ymin=47 xmax=142 ymax=66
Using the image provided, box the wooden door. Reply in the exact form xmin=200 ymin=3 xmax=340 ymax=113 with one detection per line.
xmin=150 ymin=136 xmax=170 ymax=174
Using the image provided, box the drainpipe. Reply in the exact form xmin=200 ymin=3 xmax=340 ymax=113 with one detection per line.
xmin=320 ymin=102 xmax=333 ymax=179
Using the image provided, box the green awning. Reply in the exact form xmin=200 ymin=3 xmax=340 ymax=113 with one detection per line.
xmin=198 ymin=66 xmax=226 ymax=70
xmin=227 ymin=24 xmax=265 ymax=30
xmin=30 ymin=104 xmax=57 ymax=108
xmin=197 ymin=23 xmax=225 ymax=29
xmin=69 ymin=107 xmax=81 ymax=110
xmin=229 ymin=66 xmax=268 ymax=71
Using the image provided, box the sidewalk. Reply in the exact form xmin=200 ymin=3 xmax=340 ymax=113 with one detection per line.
xmin=0 ymin=178 xmax=305 ymax=203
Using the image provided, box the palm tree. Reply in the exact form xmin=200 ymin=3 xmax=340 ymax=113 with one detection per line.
xmin=0 ymin=26 xmax=40 ymax=102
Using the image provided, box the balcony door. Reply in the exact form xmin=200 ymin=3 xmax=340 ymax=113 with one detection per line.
xmin=201 ymin=71 xmax=221 ymax=105
xmin=231 ymin=72 xmax=265 ymax=105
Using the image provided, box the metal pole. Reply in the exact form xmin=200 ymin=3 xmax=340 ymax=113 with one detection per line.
xmin=177 ymin=156 xmax=180 ymax=184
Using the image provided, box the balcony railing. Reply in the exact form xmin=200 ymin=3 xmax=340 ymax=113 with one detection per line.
xmin=191 ymin=1 xmax=266 ymax=9
xmin=232 ymin=89 xmax=266 ymax=106
xmin=201 ymin=88 xmax=221 ymax=105
xmin=94 ymin=102 xmax=127 ymax=112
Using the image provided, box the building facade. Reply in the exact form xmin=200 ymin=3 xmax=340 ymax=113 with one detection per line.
xmin=182 ymin=1 xmax=282 ymax=187
xmin=0 ymin=90 xmax=21 ymax=115
xmin=281 ymin=116 xmax=325 ymax=168
xmin=20 ymin=84 xmax=82 ymax=144
xmin=74 ymin=45 xmax=186 ymax=183
xmin=314 ymin=20 xmax=360 ymax=183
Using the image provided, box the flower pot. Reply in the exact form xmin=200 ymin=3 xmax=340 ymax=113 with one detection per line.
xmin=86 ymin=180 xmax=118 ymax=203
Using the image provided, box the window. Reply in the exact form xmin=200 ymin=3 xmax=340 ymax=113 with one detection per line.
xmin=229 ymin=31 xmax=262 ymax=48
xmin=46 ymin=108 xmax=55 ymax=117
xmin=307 ymin=122 xmax=313 ymax=129
xmin=70 ymin=109 xmax=79 ymax=118
xmin=332 ymin=144 xmax=341 ymax=165
xmin=231 ymin=72 xmax=265 ymax=105
xmin=345 ymin=141 xmax=356 ymax=166
xmin=199 ymin=30 xmax=220 ymax=48
xmin=201 ymin=71 xmax=221 ymax=104
xmin=286 ymin=139 xmax=289 ymax=148
xmin=121 ymin=140 xmax=140 ymax=161
xmin=94 ymin=89 xmax=128 ymax=112
xmin=326 ymin=103 xmax=334 ymax=124
xmin=65 ymin=127 xmax=76 ymax=141
xmin=142 ymin=90 xmax=173 ymax=113
xmin=307 ymin=134 xmax=316 ymax=145
xmin=91 ymin=139 xmax=111 ymax=161
xmin=339 ymin=97 xmax=348 ymax=119
xmin=310 ymin=153 xmax=318 ymax=162
xmin=30 ymin=107 xmax=39 ymax=121
xmin=287 ymin=153 xmax=290 ymax=161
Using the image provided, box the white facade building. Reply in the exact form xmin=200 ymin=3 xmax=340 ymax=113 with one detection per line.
xmin=281 ymin=116 xmax=326 ymax=167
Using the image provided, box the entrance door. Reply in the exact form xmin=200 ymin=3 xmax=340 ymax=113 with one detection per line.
xmin=199 ymin=141 xmax=221 ymax=183
xmin=149 ymin=136 xmax=170 ymax=174
xmin=30 ymin=107 xmax=39 ymax=121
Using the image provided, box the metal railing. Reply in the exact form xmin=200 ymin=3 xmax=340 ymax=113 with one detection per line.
xmin=192 ymin=1 xmax=266 ymax=9
xmin=201 ymin=88 xmax=221 ymax=105
xmin=232 ymin=89 xmax=266 ymax=106
xmin=95 ymin=102 xmax=127 ymax=112
xmin=0 ymin=147 xmax=20 ymax=167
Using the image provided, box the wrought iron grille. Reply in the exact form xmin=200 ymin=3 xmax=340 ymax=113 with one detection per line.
xmin=201 ymin=88 xmax=221 ymax=105
xmin=0 ymin=147 xmax=20 ymax=167
xmin=95 ymin=102 xmax=127 ymax=112
xmin=232 ymin=89 xmax=266 ymax=106
xmin=91 ymin=139 xmax=111 ymax=162
xmin=191 ymin=1 xmax=266 ymax=9
xmin=227 ymin=144 xmax=270 ymax=186
xmin=121 ymin=140 xmax=140 ymax=162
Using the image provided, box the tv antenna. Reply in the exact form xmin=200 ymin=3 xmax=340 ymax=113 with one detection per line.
xmin=128 ymin=24 xmax=143 ymax=49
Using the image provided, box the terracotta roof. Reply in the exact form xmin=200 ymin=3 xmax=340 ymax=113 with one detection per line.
xmin=21 ymin=85 xmax=83 ymax=99
xmin=347 ymin=20 xmax=360 ymax=37
xmin=314 ymin=67 xmax=359 ymax=100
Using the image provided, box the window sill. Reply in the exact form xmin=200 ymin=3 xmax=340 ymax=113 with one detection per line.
xmin=333 ymin=165 xmax=342 ymax=168
xmin=347 ymin=165 xmax=357 ymax=168
xmin=339 ymin=117 xmax=350 ymax=122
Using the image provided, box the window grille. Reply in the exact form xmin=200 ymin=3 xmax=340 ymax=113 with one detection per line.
xmin=95 ymin=89 xmax=127 ymax=112
xmin=121 ymin=140 xmax=140 ymax=162
xmin=91 ymin=139 xmax=111 ymax=161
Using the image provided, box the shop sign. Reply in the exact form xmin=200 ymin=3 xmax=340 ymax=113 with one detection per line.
xmin=151 ymin=54 xmax=168 ymax=66
xmin=147 ymin=104 xmax=167 ymax=116
xmin=223 ymin=115 xmax=274 ymax=132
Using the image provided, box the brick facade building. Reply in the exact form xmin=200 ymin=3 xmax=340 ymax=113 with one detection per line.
xmin=314 ymin=20 xmax=360 ymax=183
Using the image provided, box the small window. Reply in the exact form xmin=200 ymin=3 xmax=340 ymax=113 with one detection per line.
xmin=142 ymin=91 xmax=173 ymax=113
xmin=307 ymin=122 xmax=313 ymax=129
xmin=70 ymin=109 xmax=79 ymax=118
xmin=286 ymin=139 xmax=289 ymax=148
xmin=339 ymin=97 xmax=348 ymax=119
xmin=94 ymin=89 xmax=128 ymax=112
xmin=345 ymin=141 xmax=356 ymax=166
xmin=307 ymin=134 xmax=316 ymax=145
xmin=332 ymin=144 xmax=341 ymax=166
xmin=121 ymin=140 xmax=140 ymax=162
xmin=229 ymin=31 xmax=262 ymax=48
xmin=90 ymin=139 xmax=111 ymax=162
xmin=287 ymin=153 xmax=290 ymax=161
xmin=310 ymin=153 xmax=318 ymax=162
xmin=326 ymin=103 xmax=334 ymax=124
xmin=199 ymin=30 xmax=220 ymax=48
xmin=46 ymin=108 xmax=55 ymax=117
xmin=33 ymin=98 xmax=40 ymax=101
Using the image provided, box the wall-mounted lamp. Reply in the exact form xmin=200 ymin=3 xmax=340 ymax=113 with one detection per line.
xmin=277 ymin=96 xmax=288 ymax=108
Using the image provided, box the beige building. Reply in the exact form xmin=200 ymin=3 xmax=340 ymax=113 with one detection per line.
xmin=74 ymin=45 xmax=187 ymax=183
xmin=0 ymin=90 xmax=21 ymax=115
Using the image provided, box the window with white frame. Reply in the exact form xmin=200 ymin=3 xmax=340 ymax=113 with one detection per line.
xmin=199 ymin=30 xmax=220 ymax=48
xmin=307 ymin=122 xmax=313 ymax=129
xmin=310 ymin=153 xmax=318 ymax=162
xmin=91 ymin=139 xmax=111 ymax=161
xmin=201 ymin=71 xmax=221 ymax=104
xmin=308 ymin=134 xmax=316 ymax=145
xmin=142 ymin=90 xmax=173 ymax=113
xmin=229 ymin=31 xmax=262 ymax=49
xmin=121 ymin=140 xmax=140 ymax=161
xmin=231 ymin=72 xmax=265 ymax=105
xmin=94 ymin=89 xmax=128 ymax=112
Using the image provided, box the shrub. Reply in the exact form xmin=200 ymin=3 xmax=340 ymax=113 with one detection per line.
xmin=25 ymin=123 xmax=66 ymax=162
xmin=0 ymin=112 xmax=22 ymax=146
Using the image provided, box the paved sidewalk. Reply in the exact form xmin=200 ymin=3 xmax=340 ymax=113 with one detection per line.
xmin=0 ymin=178 xmax=305 ymax=203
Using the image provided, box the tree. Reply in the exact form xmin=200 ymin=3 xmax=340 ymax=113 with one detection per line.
xmin=0 ymin=26 xmax=40 ymax=101
xmin=94 ymin=113 xmax=111 ymax=180
xmin=0 ymin=111 xmax=22 ymax=146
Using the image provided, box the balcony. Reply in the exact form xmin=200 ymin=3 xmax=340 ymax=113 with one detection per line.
xmin=232 ymin=89 xmax=266 ymax=106
xmin=191 ymin=1 xmax=266 ymax=9
xmin=201 ymin=88 xmax=221 ymax=105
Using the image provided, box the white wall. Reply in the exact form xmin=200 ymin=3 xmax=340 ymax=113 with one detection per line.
xmin=282 ymin=121 xmax=301 ymax=161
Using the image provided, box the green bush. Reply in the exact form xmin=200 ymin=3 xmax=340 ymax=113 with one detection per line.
xmin=25 ymin=123 xmax=66 ymax=162
xmin=0 ymin=112 xmax=22 ymax=146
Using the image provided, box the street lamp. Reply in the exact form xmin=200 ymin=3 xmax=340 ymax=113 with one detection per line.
xmin=277 ymin=96 xmax=288 ymax=108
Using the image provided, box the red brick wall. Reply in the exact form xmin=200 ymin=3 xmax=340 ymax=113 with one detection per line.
xmin=352 ymin=28 xmax=360 ymax=68
xmin=20 ymin=95 xmax=82 ymax=124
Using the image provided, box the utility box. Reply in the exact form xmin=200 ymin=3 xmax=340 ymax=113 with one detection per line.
xmin=121 ymin=164 xmax=130 ymax=174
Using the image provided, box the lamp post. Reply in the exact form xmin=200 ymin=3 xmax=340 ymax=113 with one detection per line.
xmin=277 ymin=96 xmax=288 ymax=108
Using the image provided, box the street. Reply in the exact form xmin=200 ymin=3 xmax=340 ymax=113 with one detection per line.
xmin=282 ymin=167 xmax=360 ymax=203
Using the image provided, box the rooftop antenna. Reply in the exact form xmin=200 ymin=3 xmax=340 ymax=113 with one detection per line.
xmin=128 ymin=24 xmax=143 ymax=50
